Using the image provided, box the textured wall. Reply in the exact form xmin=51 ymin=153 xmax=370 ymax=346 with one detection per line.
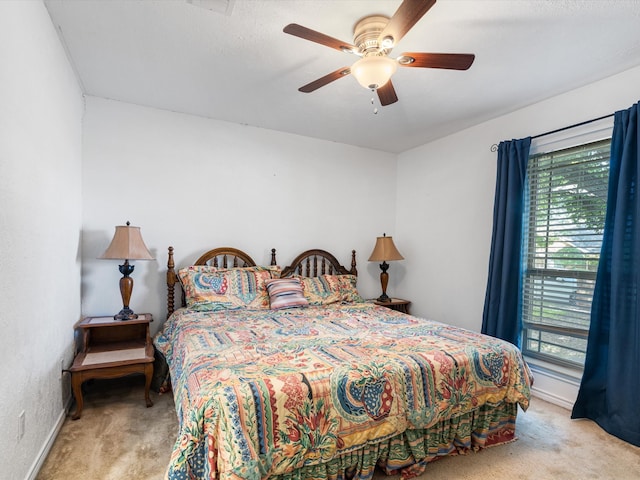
xmin=0 ymin=2 xmax=83 ymax=479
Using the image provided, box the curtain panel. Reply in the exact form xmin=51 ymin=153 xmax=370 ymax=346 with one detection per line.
xmin=572 ymin=101 xmax=640 ymax=447
xmin=482 ymin=137 xmax=531 ymax=346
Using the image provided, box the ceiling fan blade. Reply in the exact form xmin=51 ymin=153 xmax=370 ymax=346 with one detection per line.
xmin=284 ymin=24 xmax=356 ymax=53
xmin=398 ymin=52 xmax=475 ymax=70
xmin=377 ymin=81 xmax=398 ymax=106
xmin=298 ymin=67 xmax=351 ymax=93
xmin=378 ymin=0 xmax=436 ymax=47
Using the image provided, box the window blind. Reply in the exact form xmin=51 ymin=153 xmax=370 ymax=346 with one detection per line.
xmin=522 ymin=139 xmax=610 ymax=367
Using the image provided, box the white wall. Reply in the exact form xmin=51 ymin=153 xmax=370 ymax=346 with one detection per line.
xmin=0 ymin=2 xmax=83 ymax=479
xmin=81 ymin=97 xmax=397 ymax=333
xmin=396 ymin=64 xmax=640 ymax=406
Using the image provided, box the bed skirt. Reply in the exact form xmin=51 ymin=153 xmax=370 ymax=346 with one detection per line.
xmin=182 ymin=401 xmax=518 ymax=480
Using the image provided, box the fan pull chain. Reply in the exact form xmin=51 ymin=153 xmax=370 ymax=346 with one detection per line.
xmin=370 ymin=89 xmax=378 ymax=115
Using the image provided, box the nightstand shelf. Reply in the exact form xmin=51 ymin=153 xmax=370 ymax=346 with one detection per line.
xmin=69 ymin=314 xmax=154 ymax=420
xmin=372 ymin=298 xmax=411 ymax=314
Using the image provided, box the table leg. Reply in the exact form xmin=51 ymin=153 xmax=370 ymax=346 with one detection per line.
xmin=144 ymin=363 xmax=154 ymax=408
xmin=71 ymin=373 xmax=84 ymax=420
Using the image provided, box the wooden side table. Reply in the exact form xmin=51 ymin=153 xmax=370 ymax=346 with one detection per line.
xmin=372 ymin=298 xmax=411 ymax=314
xmin=69 ymin=313 xmax=154 ymax=420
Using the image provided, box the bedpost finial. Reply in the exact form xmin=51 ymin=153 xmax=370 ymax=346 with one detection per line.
xmin=168 ymin=246 xmax=175 ymax=268
xmin=351 ymin=249 xmax=357 ymax=276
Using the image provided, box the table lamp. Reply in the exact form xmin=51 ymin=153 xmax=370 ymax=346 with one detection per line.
xmin=100 ymin=221 xmax=154 ymax=320
xmin=368 ymin=233 xmax=404 ymax=302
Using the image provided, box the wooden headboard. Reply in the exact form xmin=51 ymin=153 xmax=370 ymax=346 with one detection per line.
xmin=166 ymin=247 xmax=356 ymax=318
xmin=166 ymin=246 xmax=277 ymax=318
xmin=281 ymin=249 xmax=357 ymax=278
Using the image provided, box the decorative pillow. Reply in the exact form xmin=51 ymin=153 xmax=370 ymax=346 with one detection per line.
xmin=323 ymin=274 xmax=364 ymax=303
xmin=178 ymin=266 xmax=280 ymax=311
xmin=265 ymin=278 xmax=309 ymax=310
xmin=297 ymin=276 xmax=341 ymax=305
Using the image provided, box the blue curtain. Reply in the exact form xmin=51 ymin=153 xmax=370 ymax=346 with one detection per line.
xmin=572 ymin=102 xmax=640 ymax=446
xmin=482 ymin=137 xmax=532 ymax=346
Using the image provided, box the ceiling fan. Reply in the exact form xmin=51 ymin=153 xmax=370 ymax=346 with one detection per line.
xmin=283 ymin=0 xmax=475 ymax=106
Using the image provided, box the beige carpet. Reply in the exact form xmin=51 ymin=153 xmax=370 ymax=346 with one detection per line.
xmin=37 ymin=376 xmax=640 ymax=480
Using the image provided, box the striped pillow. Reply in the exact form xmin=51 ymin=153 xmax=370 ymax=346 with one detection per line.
xmin=266 ymin=278 xmax=309 ymax=310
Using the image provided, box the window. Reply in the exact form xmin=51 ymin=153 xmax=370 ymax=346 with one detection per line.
xmin=521 ymin=138 xmax=610 ymax=368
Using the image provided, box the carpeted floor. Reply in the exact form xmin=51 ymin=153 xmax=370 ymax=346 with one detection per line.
xmin=37 ymin=376 xmax=640 ymax=480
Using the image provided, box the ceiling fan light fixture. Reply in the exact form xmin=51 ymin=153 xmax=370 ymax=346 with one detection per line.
xmin=283 ymin=1 xmax=473 ymax=105
xmin=397 ymin=55 xmax=415 ymax=65
xmin=381 ymin=35 xmax=394 ymax=49
xmin=351 ymin=55 xmax=398 ymax=90
xmin=340 ymin=46 xmax=359 ymax=55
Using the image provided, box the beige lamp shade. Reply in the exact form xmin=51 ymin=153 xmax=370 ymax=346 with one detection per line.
xmin=100 ymin=222 xmax=154 ymax=261
xmin=368 ymin=234 xmax=404 ymax=262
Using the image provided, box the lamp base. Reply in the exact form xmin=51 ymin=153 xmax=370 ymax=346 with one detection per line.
xmin=114 ymin=307 xmax=138 ymax=321
xmin=377 ymin=261 xmax=391 ymax=304
xmin=376 ymin=293 xmax=391 ymax=303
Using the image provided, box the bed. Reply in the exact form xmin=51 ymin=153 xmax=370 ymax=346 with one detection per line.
xmin=154 ymin=246 xmax=532 ymax=480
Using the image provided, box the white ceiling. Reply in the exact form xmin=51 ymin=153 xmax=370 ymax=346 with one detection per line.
xmin=44 ymin=0 xmax=640 ymax=153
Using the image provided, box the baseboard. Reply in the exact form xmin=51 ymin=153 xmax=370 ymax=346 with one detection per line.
xmin=527 ymin=362 xmax=580 ymax=411
xmin=531 ymin=385 xmax=575 ymax=411
xmin=25 ymin=396 xmax=72 ymax=480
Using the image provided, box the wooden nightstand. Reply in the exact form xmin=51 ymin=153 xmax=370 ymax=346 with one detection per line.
xmin=69 ymin=313 xmax=154 ymax=420
xmin=372 ymin=298 xmax=411 ymax=314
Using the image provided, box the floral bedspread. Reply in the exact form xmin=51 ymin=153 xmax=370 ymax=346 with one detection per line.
xmin=154 ymin=303 xmax=532 ymax=480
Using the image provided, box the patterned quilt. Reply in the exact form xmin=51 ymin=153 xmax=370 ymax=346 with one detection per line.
xmin=154 ymin=303 xmax=532 ymax=480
